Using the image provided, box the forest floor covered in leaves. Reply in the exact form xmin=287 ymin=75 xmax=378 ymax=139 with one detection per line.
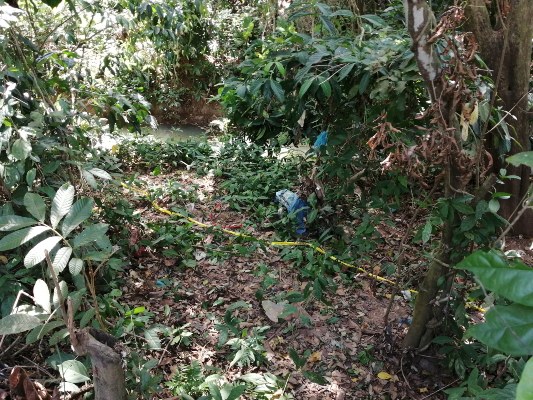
xmin=3 ymin=141 xmax=532 ymax=400
xmin=117 ymin=167 xmax=456 ymax=400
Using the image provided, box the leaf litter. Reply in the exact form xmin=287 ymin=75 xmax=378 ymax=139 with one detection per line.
xmin=0 ymin=167 xmax=458 ymax=399
xmin=117 ymin=170 xmax=453 ymax=399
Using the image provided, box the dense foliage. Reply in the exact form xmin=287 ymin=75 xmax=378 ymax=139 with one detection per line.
xmin=1 ymin=0 xmax=532 ymax=398
xmin=218 ymin=3 xmax=425 ymax=196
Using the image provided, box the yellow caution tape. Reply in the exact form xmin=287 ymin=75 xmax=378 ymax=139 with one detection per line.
xmin=122 ymin=182 xmax=405 ymax=289
xmin=122 ymin=182 xmax=490 ymax=313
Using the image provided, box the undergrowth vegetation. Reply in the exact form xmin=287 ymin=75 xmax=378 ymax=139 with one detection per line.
xmin=1 ymin=0 xmax=532 ymax=399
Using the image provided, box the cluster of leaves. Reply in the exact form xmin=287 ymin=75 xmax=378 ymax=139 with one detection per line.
xmin=214 ymin=301 xmax=269 ymax=368
xmin=116 ymin=0 xmax=216 ymax=113
xmin=116 ymin=136 xmax=213 ymax=172
xmin=216 ymin=4 xmax=533 ymax=398
xmin=1 ymin=0 xmax=126 ymax=337
xmin=0 ymin=184 xmax=120 ymax=392
xmin=442 ymin=153 xmax=533 ymax=398
xmin=211 ymin=139 xmax=301 ymax=210
xmin=441 ymin=250 xmax=533 ymax=399
xmin=0 ymin=0 xmax=160 ymax=396
xmin=218 ymin=2 xmax=422 ymax=188
xmin=417 ymin=194 xmax=504 ymax=256
xmin=98 ymin=0 xmax=272 ymax=122
xmin=167 ymin=361 xmax=292 ymax=400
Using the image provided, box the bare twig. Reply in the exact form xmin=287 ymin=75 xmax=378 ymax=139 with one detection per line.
xmin=383 ymin=182 xmax=439 ymax=327
xmin=494 ymin=189 xmax=533 ymax=245
xmin=45 ymin=250 xmax=68 ymax=323
xmin=419 ymin=378 xmax=460 ymax=400
xmin=399 ymin=353 xmax=412 ymax=390
xmin=0 ymin=335 xmax=22 ymax=358
xmin=84 ymin=264 xmax=108 ymax=331
xmin=63 ymin=384 xmax=95 ymax=400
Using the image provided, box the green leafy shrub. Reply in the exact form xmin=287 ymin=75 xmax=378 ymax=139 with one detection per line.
xmin=217 ymin=3 xmax=422 ymax=194
xmin=0 ymin=183 xmax=121 ymax=393
xmin=166 ymin=361 xmax=210 ymax=398
xmin=449 ymin=250 xmax=533 ymax=399
xmin=115 ymin=136 xmax=213 ymax=171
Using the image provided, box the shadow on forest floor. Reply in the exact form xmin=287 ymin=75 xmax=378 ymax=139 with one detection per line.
xmin=117 ymin=169 xmax=454 ymax=399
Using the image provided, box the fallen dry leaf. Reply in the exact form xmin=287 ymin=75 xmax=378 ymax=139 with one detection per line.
xmin=163 ymin=258 xmax=176 ymax=267
xmin=377 ymin=371 xmax=392 ymax=380
xmin=308 ymin=351 xmax=322 ymax=363
xmin=261 ymin=300 xmax=287 ymax=323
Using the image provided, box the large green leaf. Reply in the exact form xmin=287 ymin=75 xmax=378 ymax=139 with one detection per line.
xmin=269 ymin=79 xmax=284 ymax=102
xmin=61 ymin=197 xmax=94 ymax=237
xmin=11 ymin=138 xmax=32 ymax=161
xmin=452 ymin=200 xmax=474 ymax=215
xmin=144 ymin=327 xmax=162 ymax=349
xmin=338 ymin=63 xmax=355 ymax=81
xmin=50 ymin=183 xmax=74 ymax=229
xmin=359 ymin=72 xmax=371 ymax=94
xmin=288 ymin=348 xmax=306 ymax=369
xmin=0 ymin=314 xmax=42 ymax=335
xmin=71 ymin=223 xmax=108 ymax=249
xmin=33 ymin=279 xmax=51 ymax=314
xmin=303 ymin=370 xmax=328 ymax=385
xmin=299 ymin=77 xmax=315 ymax=98
xmin=79 ymin=307 xmax=96 ymax=328
xmin=58 ymin=360 xmax=90 ymax=383
xmin=421 ymin=221 xmax=432 ymax=243
xmin=0 ymin=215 xmax=38 ymax=231
xmin=52 ymin=281 xmax=68 ymax=309
xmin=307 ymin=51 xmax=328 ymax=66
xmin=87 ymin=168 xmax=112 ymax=180
xmin=26 ymin=320 xmax=65 ymax=344
xmin=69 ymin=258 xmax=84 ymax=275
xmin=517 ymin=357 xmax=533 ymax=400
xmin=240 ymin=372 xmax=278 ymax=386
xmin=24 ymin=192 xmax=46 ymax=222
xmin=0 ymin=226 xmax=51 ymax=251
xmin=457 ymin=251 xmax=533 ymax=306
xmin=52 ymin=247 xmax=72 ymax=273
xmin=274 ymin=61 xmax=285 ymax=77
xmin=221 ymin=384 xmax=246 ymax=400
xmin=507 ymin=151 xmax=533 ymax=168
xmin=467 ymin=304 xmax=533 ymax=356
xmin=359 ymin=14 xmax=387 ymax=28
xmin=82 ymin=169 xmax=97 ymax=189
xmin=331 ymin=9 xmax=354 ymax=17
xmin=320 ymin=80 xmax=331 ymax=98
xmin=475 ymin=384 xmax=516 ymax=400
xmin=26 ymin=168 xmax=37 ymax=187
xmin=24 ymin=236 xmax=63 ymax=268
xmin=49 ymin=327 xmax=69 ymax=346
xmin=319 ymin=15 xmax=336 ymax=34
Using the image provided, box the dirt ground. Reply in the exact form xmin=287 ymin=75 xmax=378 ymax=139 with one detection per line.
xmin=118 ymin=171 xmax=455 ymax=399
xmin=2 ymin=169 xmax=532 ymax=399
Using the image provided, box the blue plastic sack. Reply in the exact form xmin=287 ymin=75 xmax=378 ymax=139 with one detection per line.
xmin=275 ymin=189 xmax=309 ymax=235
xmin=312 ymin=131 xmax=328 ymax=150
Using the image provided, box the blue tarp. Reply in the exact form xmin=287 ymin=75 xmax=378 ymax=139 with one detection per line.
xmin=312 ymin=131 xmax=328 ymax=150
xmin=275 ymin=189 xmax=309 ymax=235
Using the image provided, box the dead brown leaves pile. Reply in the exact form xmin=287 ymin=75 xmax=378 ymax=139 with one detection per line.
xmin=367 ymin=4 xmax=490 ymax=188
xmin=7 ymin=368 xmax=50 ymax=400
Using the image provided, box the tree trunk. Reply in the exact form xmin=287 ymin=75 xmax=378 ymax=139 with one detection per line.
xmin=402 ymin=193 xmax=454 ymax=349
xmin=401 ymin=0 xmax=472 ymax=349
xmin=71 ymin=328 xmax=127 ymax=400
xmin=465 ymin=0 xmax=533 ymax=236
